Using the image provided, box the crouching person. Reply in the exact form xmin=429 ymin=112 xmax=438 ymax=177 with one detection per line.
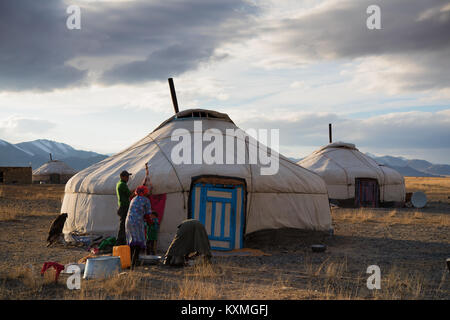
xmin=163 ymin=219 xmax=212 ymax=267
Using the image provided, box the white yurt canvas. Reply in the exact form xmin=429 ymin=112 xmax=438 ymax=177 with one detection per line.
xmin=298 ymin=142 xmax=405 ymax=207
xmin=33 ymin=160 xmax=77 ymax=184
xmin=62 ymin=109 xmax=332 ymax=251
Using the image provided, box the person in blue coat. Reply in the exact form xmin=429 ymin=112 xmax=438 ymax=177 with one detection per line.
xmin=125 ymin=185 xmax=151 ymax=269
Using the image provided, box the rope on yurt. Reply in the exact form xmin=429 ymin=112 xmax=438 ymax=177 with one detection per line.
xmin=321 ymin=150 xmax=351 ymax=198
xmin=147 ymin=135 xmax=187 ymax=209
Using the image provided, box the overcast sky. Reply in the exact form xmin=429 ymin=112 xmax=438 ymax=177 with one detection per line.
xmin=1 ymin=0 xmax=449 ymax=163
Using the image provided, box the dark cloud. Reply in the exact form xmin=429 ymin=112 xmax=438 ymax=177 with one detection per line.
xmin=272 ymin=0 xmax=450 ymax=58
xmin=0 ymin=1 xmax=87 ymax=90
xmin=267 ymin=0 xmax=450 ymax=90
xmin=3 ymin=0 xmax=449 ymax=92
xmin=101 ymin=41 xmax=223 ymax=84
xmin=383 ymin=49 xmax=450 ymax=91
xmin=0 ymin=0 xmax=257 ymax=91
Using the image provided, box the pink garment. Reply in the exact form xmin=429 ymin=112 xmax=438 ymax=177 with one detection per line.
xmin=130 ymin=171 xmax=167 ymax=223
xmin=149 ymin=194 xmax=167 ymax=223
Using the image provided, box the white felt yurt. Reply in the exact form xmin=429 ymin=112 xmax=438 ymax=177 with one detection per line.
xmin=62 ymin=109 xmax=332 ymax=251
xmin=33 ymin=160 xmax=77 ymax=184
xmin=298 ymin=142 xmax=405 ymax=207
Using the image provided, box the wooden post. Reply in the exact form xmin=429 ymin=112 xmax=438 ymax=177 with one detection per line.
xmin=329 ymin=123 xmax=332 ymax=144
xmin=168 ymin=78 xmax=179 ymax=114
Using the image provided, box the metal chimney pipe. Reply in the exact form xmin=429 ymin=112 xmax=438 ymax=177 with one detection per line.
xmin=329 ymin=123 xmax=332 ymax=144
xmin=49 ymin=153 xmax=53 ymax=161
xmin=168 ymin=78 xmax=179 ymax=114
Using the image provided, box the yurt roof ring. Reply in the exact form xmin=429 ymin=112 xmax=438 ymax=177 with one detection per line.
xmin=152 ymin=78 xmax=234 ymax=133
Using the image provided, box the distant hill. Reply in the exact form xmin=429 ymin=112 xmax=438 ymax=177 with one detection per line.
xmin=384 ymin=165 xmax=441 ymax=177
xmin=0 ymin=139 xmax=108 ymax=171
xmin=2 ymin=138 xmax=449 ymax=177
xmin=366 ymin=154 xmax=449 ymax=177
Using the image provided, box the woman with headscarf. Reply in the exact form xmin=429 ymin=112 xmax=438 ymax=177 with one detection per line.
xmin=125 ymin=185 xmax=151 ymax=269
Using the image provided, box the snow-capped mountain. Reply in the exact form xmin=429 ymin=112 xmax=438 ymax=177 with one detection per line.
xmin=0 ymin=139 xmax=43 ymax=167
xmin=0 ymin=139 xmax=108 ymax=170
xmin=16 ymin=139 xmax=103 ymax=161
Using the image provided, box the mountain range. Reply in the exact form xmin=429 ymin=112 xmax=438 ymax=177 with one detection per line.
xmin=365 ymin=154 xmax=450 ymax=177
xmin=0 ymin=139 xmax=108 ymax=171
xmin=289 ymin=154 xmax=449 ymax=177
xmin=1 ymin=138 xmax=449 ymax=176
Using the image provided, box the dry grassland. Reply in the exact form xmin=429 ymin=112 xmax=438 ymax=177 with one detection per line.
xmin=0 ymin=178 xmax=449 ymax=300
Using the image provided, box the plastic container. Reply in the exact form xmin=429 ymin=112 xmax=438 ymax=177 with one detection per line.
xmin=83 ymin=256 xmax=121 ymax=279
xmin=113 ymin=245 xmax=131 ymax=269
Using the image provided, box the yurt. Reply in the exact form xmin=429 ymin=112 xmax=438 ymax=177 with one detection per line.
xmin=298 ymin=142 xmax=405 ymax=208
xmin=61 ymin=109 xmax=332 ymax=251
xmin=33 ymin=160 xmax=77 ymax=184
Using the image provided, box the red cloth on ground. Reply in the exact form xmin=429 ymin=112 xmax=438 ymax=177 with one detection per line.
xmin=41 ymin=262 xmax=65 ymax=282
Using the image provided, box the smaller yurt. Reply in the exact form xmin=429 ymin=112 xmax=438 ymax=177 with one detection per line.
xmin=33 ymin=160 xmax=77 ymax=184
xmin=298 ymin=142 xmax=405 ymax=207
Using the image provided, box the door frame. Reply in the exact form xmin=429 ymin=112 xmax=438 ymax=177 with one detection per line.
xmin=354 ymin=177 xmax=380 ymax=207
xmin=188 ymin=175 xmax=247 ymax=250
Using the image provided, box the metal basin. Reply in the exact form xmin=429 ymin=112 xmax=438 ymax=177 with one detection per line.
xmin=83 ymin=256 xmax=121 ymax=279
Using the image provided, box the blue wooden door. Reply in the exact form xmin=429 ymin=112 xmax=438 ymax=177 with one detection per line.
xmin=191 ymin=183 xmax=245 ymax=251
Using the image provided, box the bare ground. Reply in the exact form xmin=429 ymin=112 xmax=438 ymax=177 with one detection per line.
xmin=0 ymin=180 xmax=449 ymax=300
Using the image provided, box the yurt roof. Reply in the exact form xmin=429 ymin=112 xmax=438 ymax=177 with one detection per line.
xmin=33 ymin=160 xmax=77 ymax=175
xmin=65 ymin=108 xmax=328 ymax=196
xmin=298 ymin=141 xmax=404 ymax=184
xmin=152 ymin=109 xmax=234 ymax=132
xmin=316 ymin=141 xmax=357 ymax=152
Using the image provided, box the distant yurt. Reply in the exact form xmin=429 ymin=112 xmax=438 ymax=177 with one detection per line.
xmin=298 ymin=142 xmax=405 ymax=208
xmin=33 ymin=159 xmax=77 ymax=184
xmin=62 ymin=109 xmax=332 ymax=251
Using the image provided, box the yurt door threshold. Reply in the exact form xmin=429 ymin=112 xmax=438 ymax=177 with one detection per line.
xmin=190 ymin=182 xmax=245 ymax=251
